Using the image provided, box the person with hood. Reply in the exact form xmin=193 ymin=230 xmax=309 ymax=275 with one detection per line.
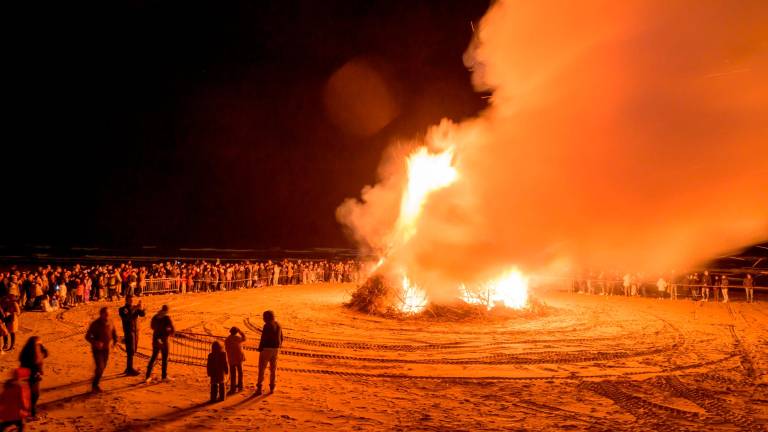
xmin=225 ymin=327 xmax=246 ymax=395
xmin=19 ymin=337 xmax=47 ymax=418
xmin=145 ymin=305 xmax=174 ymax=382
xmin=85 ymin=307 xmax=118 ymax=393
xmin=0 ymin=368 xmax=31 ymax=431
xmin=206 ymin=341 xmax=228 ymax=402
xmin=256 ymin=310 xmax=283 ymax=396
xmin=118 ymin=295 xmax=145 ymax=376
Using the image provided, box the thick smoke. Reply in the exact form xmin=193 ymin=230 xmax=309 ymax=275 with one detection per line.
xmin=338 ymin=0 xmax=768 ymax=300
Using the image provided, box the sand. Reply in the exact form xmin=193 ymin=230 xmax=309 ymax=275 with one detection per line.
xmin=1 ymin=283 xmax=766 ymax=431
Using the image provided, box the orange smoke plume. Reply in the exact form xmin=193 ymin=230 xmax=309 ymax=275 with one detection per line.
xmin=338 ymin=0 xmax=768 ymax=301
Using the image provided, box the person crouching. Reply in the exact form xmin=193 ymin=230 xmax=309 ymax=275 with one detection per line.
xmin=206 ymin=341 xmax=228 ymax=403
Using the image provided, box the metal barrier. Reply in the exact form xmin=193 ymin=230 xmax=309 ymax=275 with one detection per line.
xmin=137 ymin=273 xmax=360 ymax=297
xmin=169 ymin=331 xmax=263 ymax=367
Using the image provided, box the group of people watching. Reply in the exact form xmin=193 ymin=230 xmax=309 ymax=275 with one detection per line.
xmin=1 ymin=296 xmax=284 ymax=431
xmin=571 ymin=270 xmax=760 ymax=302
xmin=0 ymin=258 xmax=361 ymax=311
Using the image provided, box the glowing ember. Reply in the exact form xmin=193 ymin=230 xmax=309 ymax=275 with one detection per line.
xmin=399 ymin=275 xmax=428 ymax=313
xmin=462 ymin=268 xmax=529 ymax=310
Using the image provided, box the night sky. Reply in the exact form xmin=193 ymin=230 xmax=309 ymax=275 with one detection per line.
xmin=5 ymin=0 xmax=490 ymax=250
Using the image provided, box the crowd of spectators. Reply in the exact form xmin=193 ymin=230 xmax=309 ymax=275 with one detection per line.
xmin=0 ymin=258 xmax=362 ymax=317
xmin=571 ymin=270 xmax=761 ymax=303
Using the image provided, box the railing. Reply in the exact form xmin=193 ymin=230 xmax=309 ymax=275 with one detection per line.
xmin=138 ymin=273 xmax=361 ymax=296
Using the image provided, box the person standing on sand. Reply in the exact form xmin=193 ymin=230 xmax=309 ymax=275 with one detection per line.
xmin=85 ymin=307 xmax=118 ymax=393
xmin=19 ymin=336 xmax=47 ymax=418
xmin=206 ymin=341 xmax=228 ymax=403
xmin=720 ymin=275 xmax=729 ymax=303
xmin=2 ymin=295 xmax=21 ymax=351
xmin=744 ymin=274 xmax=755 ymax=303
xmin=118 ymin=296 xmax=145 ymax=376
xmin=145 ymin=305 xmax=175 ymax=383
xmin=225 ymin=327 xmax=246 ymax=395
xmin=256 ymin=310 xmax=283 ymax=396
xmin=702 ymin=271 xmax=711 ymax=301
xmin=272 ymin=263 xmax=281 ymax=286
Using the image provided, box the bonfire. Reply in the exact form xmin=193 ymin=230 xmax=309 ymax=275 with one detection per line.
xmin=346 ymin=142 xmax=531 ymax=316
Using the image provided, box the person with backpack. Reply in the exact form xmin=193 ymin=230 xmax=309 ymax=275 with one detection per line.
xmin=145 ymin=305 xmax=174 ymax=383
xmin=256 ymin=310 xmax=283 ymax=396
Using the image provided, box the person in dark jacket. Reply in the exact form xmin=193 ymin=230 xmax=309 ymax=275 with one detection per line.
xmin=118 ymin=296 xmax=145 ymax=376
xmin=206 ymin=341 xmax=228 ymax=402
xmin=256 ymin=310 xmax=283 ymax=395
xmin=225 ymin=327 xmax=246 ymax=395
xmin=145 ymin=305 xmax=174 ymax=382
xmin=85 ymin=307 xmax=118 ymax=393
xmin=18 ymin=337 xmax=48 ymax=418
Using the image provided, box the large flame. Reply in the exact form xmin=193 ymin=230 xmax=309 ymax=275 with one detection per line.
xmin=462 ymin=269 xmax=529 ymax=310
xmin=391 ymin=145 xmax=458 ymax=312
xmin=385 ymin=144 xmax=529 ymax=313
xmin=394 ymin=146 xmax=458 ymax=245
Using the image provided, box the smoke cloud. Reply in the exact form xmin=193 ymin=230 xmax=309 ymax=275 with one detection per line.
xmin=338 ymin=0 xmax=768 ymax=299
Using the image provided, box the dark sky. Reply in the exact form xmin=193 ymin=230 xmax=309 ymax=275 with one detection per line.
xmin=5 ymin=0 xmax=490 ymax=250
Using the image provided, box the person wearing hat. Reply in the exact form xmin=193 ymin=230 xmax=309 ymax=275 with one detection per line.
xmin=118 ymin=295 xmax=145 ymax=376
xmin=145 ymin=305 xmax=175 ymax=383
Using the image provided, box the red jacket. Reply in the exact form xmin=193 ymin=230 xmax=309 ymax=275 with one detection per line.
xmin=0 ymin=368 xmax=31 ymax=422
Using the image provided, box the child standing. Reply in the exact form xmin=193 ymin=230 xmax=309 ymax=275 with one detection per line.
xmin=225 ymin=327 xmax=246 ymax=395
xmin=206 ymin=341 xmax=228 ymax=403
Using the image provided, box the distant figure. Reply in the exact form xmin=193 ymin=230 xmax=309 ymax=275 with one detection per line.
xmin=256 ymin=310 xmax=283 ymax=396
xmin=0 ymin=306 xmax=8 ymax=350
xmin=713 ymin=275 xmax=721 ymax=302
xmin=720 ymin=276 xmax=729 ymax=303
xmin=744 ymin=274 xmax=755 ymax=303
xmin=702 ymin=271 xmax=712 ymax=301
xmin=1 ymin=295 xmax=21 ymax=351
xmin=272 ymin=264 xmax=281 ymax=286
xmin=225 ymin=327 xmax=246 ymax=395
xmin=622 ymin=274 xmax=630 ymax=296
xmin=206 ymin=341 xmax=228 ymax=403
xmin=0 ymin=368 xmax=31 ymax=431
xmin=19 ymin=337 xmax=48 ymax=418
xmin=118 ymin=296 xmax=145 ymax=376
xmin=145 ymin=305 xmax=175 ymax=382
xmin=85 ymin=307 xmax=118 ymax=393
xmin=656 ymin=277 xmax=667 ymax=299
